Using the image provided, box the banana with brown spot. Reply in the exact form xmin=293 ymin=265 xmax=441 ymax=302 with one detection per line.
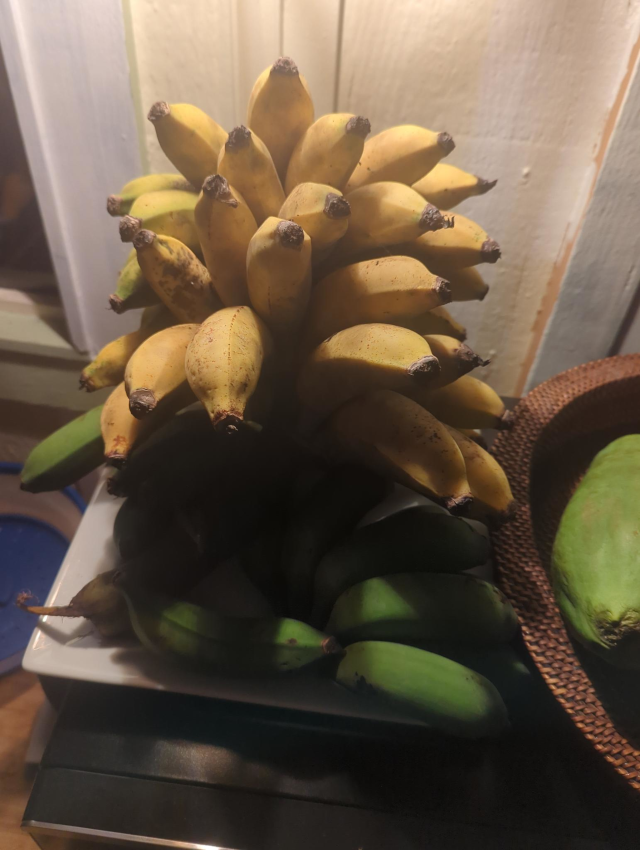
xmin=279 ymin=182 xmax=351 ymax=258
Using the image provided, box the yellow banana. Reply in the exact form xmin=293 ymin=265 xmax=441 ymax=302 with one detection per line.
xmin=335 ymin=182 xmax=453 ymax=260
xmin=147 ymin=101 xmax=227 ymax=189
xmin=217 ymin=125 xmax=285 ymax=225
xmin=107 ymin=173 xmax=194 ymax=217
xmin=246 ymin=217 xmax=312 ymax=334
xmin=423 ymin=334 xmax=489 ymax=390
xmin=195 ymin=175 xmax=257 ymax=306
xmin=305 ymin=255 xmax=451 ymax=346
xmin=323 ymin=388 xmax=472 ymax=511
xmin=284 ymin=113 xmax=371 ymax=194
xmin=404 ymin=306 xmax=467 ymax=340
xmin=298 ymin=324 xmax=440 ymax=416
xmin=118 ymin=189 xmax=199 ymax=252
xmin=247 ymin=57 xmax=314 ymax=180
xmin=133 ymin=230 xmax=220 ymax=323
xmin=185 ymin=306 xmax=273 ymax=434
xmin=446 ymin=426 xmax=516 ymax=524
xmin=412 ymin=163 xmax=497 ymax=210
xmin=408 ymin=374 xmax=511 ymax=430
xmin=406 ymin=211 xmax=501 ymax=269
xmin=125 ymin=324 xmax=199 ymax=418
xmin=279 ymin=182 xmax=350 ymax=257
xmin=109 ymin=249 xmax=158 ymax=314
xmin=345 ymin=125 xmax=455 ymax=191
xmin=424 ymin=262 xmax=489 ymax=302
xmin=79 ymin=305 xmax=172 ymax=392
xmin=100 ymin=383 xmax=154 ymax=467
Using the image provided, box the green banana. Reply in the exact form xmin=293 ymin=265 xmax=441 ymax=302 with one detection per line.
xmin=109 ymin=249 xmax=158 ymax=314
xmin=281 ymin=465 xmax=388 ymax=620
xmin=309 ymin=506 xmax=489 ymax=628
xmin=112 ymin=497 xmax=172 ymax=561
xmin=121 ymin=588 xmax=343 ymax=675
xmin=335 ymin=641 xmax=509 ymax=737
xmin=107 ymin=173 xmax=195 ymax=217
xmin=21 ymin=405 xmax=104 ymax=493
xmin=327 ymin=573 xmax=519 ymax=646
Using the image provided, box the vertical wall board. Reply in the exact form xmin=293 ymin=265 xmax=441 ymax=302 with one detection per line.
xmin=336 ymin=0 xmax=640 ymax=395
xmin=0 ymin=0 xmax=143 ymax=354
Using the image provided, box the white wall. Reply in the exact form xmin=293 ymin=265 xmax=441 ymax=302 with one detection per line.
xmin=127 ymin=0 xmax=640 ymax=394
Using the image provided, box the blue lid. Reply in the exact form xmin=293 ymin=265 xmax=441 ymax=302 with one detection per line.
xmin=1 ymin=514 xmax=71 ymax=675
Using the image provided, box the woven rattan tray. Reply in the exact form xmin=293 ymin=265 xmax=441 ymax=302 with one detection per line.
xmin=492 ymin=354 xmax=640 ymax=790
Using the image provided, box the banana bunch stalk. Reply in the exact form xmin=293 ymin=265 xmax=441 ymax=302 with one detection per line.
xmin=21 ymin=56 xmax=527 ymax=737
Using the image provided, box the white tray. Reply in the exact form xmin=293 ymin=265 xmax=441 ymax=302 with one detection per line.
xmin=23 ymin=474 xmax=490 ymax=725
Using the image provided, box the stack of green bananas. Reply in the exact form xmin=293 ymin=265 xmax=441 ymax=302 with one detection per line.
xmin=20 ymin=56 xmax=529 ymax=737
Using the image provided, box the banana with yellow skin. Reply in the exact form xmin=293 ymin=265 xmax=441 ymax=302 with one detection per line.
xmin=423 ymin=334 xmax=489 ymax=390
xmin=118 ymin=189 xmax=199 ymax=252
xmin=412 ymin=163 xmax=496 ymax=210
xmin=279 ymin=182 xmax=350 ymax=258
xmin=107 ymin=173 xmax=194 ymax=217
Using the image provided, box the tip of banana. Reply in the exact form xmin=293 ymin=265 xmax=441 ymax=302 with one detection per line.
xmin=109 ymin=294 xmax=124 ymax=313
xmin=477 ymin=177 xmax=498 ymax=194
xmin=434 ymin=277 xmax=452 ymax=304
xmin=129 ymin=389 xmax=157 ymax=419
xmin=324 ymin=193 xmax=351 ymax=220
xmin=407 ymin=355 xmax=441 ymax=382
xmin=437 ymin=131 xmax=455 ymax=155
xmin=277 ymin=220 xmax=305 ymax=248
xmin=420 ymin=205 xmax=453 ymax=233
xmin=147 ymin=101 xmax=170 ymax=122
xmin=346 ymin=115 xmax=371 ymax=138
xmin=120 ymin=215 xmax=143 ymax=243
xmin=481 ymin=239 xmax=501 ymax=263
xmin=226 ymin=125 xmax=252 ymax=150
xmin=498 ymin=410 xmax=514 ymax=430
xmin=132 ymin=229 xmax=156 ymax=250
xmin=322 ymin=636 xmax=344 ymax=656
xmin=106 ymin=195 xmax=122 ymax=216
xmin=271 ymin=56 xmax=299 ymax=76
xmin=445 ymin=493 xmax=473 ymax=515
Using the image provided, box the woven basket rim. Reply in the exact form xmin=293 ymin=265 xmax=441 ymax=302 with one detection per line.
xmin=491 ymin=353 xmax=640 ymax=790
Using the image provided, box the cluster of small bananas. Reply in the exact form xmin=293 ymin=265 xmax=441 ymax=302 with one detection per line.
xmin=84 ymin=55 xmax=513 ymax=523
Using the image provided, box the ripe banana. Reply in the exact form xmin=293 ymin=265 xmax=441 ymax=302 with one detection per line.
xmin=185 ymin=306 xmax=273 ymax=434
xmin=284 ymin=113 xmax=371 ymax=194
xmin=247 ymin=56 xmax=314 ymax=180
xmin=335 ymin=641 xmax=509 ymax=737
xmin=281 ymin=465 xmax=387 ymax=620
xmin=408 ymin=374 xmax=511 ymax=430
xmin=405 ymin=211 xmax=501 ymax=269
xmin=195 ymin=175 xmax=257 ymax=306
xmin=412 ymin=163 xmax=497 ymax=210
xmin=310 ymin=505 xmax=489 ymax=628
xmin=121 ymin=588 xmax=342 ymax=675
xmin=118 ymin=189 xmax=200 ymax=252
xmin=323 ymin=388 xmax=471 ymax=510
xmin=217 ymin=125 xmax=285 ymax=225
xmin=133 ymin=230 xmax=220 ymax=322
xmin=345 ymin=125 xmax=455 ymax=191
xmin=305 ymin=256 xmax=451 ymax=346
xmin=246 ymin=217 xmax=312 ymax=333
xmin=425 ymin=261 xmax=489 ymax=302
xmin=298 ymin=323 xmax=440 ymax=416
xmin=336 ymin=182 xmax=453 ymax=259
xmin=404 ymin=306 xmax=467 ymax=340
xmin=109 ymin=249 xmax=158 ymax=314
xmin=446 ymin=426 xmax=516 ymax=524
xmin=80 ymin=305 xmax=171 ymax=392
xmin=107 ymin=173 xmax=195 ymax=217
xmin=125 ymin=324 xmax=199 ymax=418
xmin=279 ymin=182 xmax=351 ymax=257
xmin=147 ymin=101 xmax=227 ymax=189
xmin=327 ymin=573 xmax=519 ymax=646
xmin=20 ymin=405 xmax=104 ymax=493
xmin=423 ymin=334 xmax=489 ymax=390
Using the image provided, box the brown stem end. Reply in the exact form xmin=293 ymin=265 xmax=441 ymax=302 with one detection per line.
xmin=213 ymin=413 xmax=243 ymax=435
xmin=226 ymin=125 xmax=252 ymax=151
xmin=419 ymin=204 xmax=454 ymax=233
xmin=107 ymin=195 xmax=123 ymax=216
xmin=133 ymin=229 xmax=156 ymax=250
xmin=322 ymin=636 xmax=344 ymax=657
xmin=276 ymin=220 xmax=305 ymax=249
xmin=324 ymin=193 xmax=351 ymax=220
xmin=148 ymin=101 xmax=170 ymax=122
xmin=202 ymin=174 xmax=238 ymax=206
xmin=120 ymin=215 xmax=143 ymax=242
xmin=444 ymin=493 xmax=473 ymax=515
xmin=271 ymin=56 xmax=299 ymax=76
xmin=79 ymin=374 xmax=95 ymax=392
xmin=481 ymin=239 xmax=501 ymax=263
xmin=476 ymin=177 xmax=498 ymax=194
xmin=109 ymin=294 xmax=124 ymax=313
xmin=345 ymin=115 xmax=371 ymax=139
xmin=129 ymin=388 xmax=157 ymax=419
xmin=437 ymin=131 xmax=456 ymax=155
xmin=408 ymin=355 xmax=441 ymax=382
xmin=435 ymin=277 xmax=452 ymax=305
xmin=498 ymin=409 xmax=514 ymax=430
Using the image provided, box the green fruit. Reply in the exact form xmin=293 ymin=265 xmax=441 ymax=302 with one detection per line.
xmin=552 ymin=434 xmax=640 ymax=668
xmin=21 ymin=405 xmax=104 ymax=493
xmin=327 ymin=573 xmax=518 ymax=646
xmin=335 ymin=641 xmax=509 ymax=737
xmin=310 ymin=506 xmax=489 ymax=627
xmin=281 ymin=465 xmax=388 ymax=620
xmin=120 ymin=588 xmax=343 ymax=675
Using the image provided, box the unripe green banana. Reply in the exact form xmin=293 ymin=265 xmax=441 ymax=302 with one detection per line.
xmin=147 ymin=101 xmax=227 ymax=189
xmin=217 ymin=125 xmax=285 ymax=225
xmin=109 ymin=249 xmax=158 ymax=314
xmin=335 ymin=641 xmax=509 ymax=737
xmin=327 ymin=573 xmax=518 ymax=646
xmin=118 ymin=189 xmax=199 ymax=252
xmin=285 ymin=113 xmax=371 ymax=194
xmin=281 ymin=465 xmax=387 ymax=621
xmin=121 ymin=588 xmax=343 ymax=675
xmin=107 ymin=173 xmax=195 ymax=217
xmin=247 ymin=57 xmax=314 ymax=180
xmin=310 ymin=506 xmax=489 ymax=628
xmin=20 ymin=405 xmax=104 ymax=493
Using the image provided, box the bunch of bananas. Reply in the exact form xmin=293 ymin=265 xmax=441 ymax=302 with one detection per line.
xmin=20 ymin=57 xmax=528 ymax=736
